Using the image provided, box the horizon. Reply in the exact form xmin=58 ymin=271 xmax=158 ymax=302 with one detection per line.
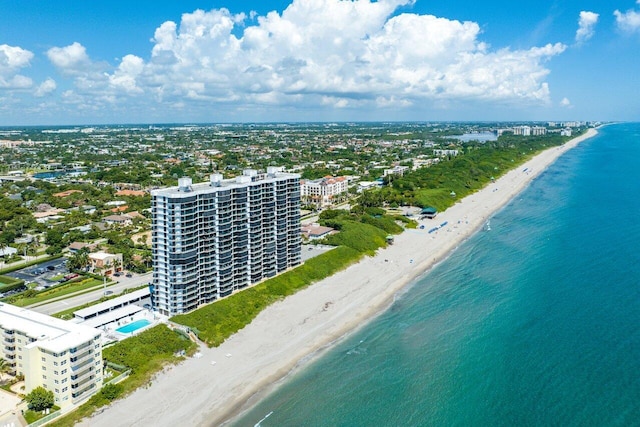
xmin=0 ymin=120 xmax=608 ymax=130
xmin=2 ymin=0 xmax=639 ymax=125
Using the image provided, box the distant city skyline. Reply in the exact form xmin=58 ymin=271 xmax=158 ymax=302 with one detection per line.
xmin=1 ymin=0 xmax=639 ymax=125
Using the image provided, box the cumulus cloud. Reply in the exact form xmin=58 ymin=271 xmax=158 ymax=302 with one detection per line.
xmin=0 ymin=44 xmax=34 ymax=89
xmin=34 ymin=78 xmax=57 ymax=97
xmin=47 ymin=42 xmax=91 ymax=72
xmin=575 ymin=11 xmax=599 ymax=43
xmin=45 ymin=0 xmax=568 ymax=115
xmin=614 ymin=1 xmax=640 ymax=34
xmin=560 ymin=97 xmax=572 ymax=107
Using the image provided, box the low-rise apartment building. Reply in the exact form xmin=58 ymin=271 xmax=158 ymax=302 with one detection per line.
xmin=0 ymin=303 xmax=103 ymax=409
xmin=301 ymin=176 xmax=348 ymax=208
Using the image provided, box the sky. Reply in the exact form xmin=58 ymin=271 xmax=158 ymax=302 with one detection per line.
xmin=1 ymin=0 xmax=639 ymax=125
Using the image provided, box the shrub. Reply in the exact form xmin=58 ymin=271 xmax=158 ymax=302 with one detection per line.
xmin=100 ymin=383 xmax=123 ymax=401
xmin=25 ymin=386 xmax=54 ymax=411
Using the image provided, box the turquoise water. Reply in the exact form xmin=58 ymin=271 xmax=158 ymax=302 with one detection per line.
xmin=231 ymin=124 xmax=640 ymax=427
xmin=116 ymin=319 xmax=151 ymax=334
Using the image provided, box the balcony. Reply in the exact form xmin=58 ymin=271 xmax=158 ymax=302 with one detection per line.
xmin=71 ymin=366 xmax=94 ymax=383
xmin=72 ymin=382 xmax=97 ymax=403
xmin=70 ymin=350 xmax=93 ymax=369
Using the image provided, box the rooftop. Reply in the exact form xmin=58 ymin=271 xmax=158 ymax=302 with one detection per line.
xmin=151 ymin=167 xmax=299 ymax=199
xmin=74 ymin=288 xmax=150 ymax=320
xmin=0 ymin=303 xmax=100 ymax=353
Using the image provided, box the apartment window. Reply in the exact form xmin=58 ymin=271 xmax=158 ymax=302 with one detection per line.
xmin=41 ymin=357 xmax=46 ymax=362
xmin=42 ymin=366 xmax=46 ymax=371
xmin=54 ymin=371 xmax=58 ymax=375
xmin=54 ymin=380 xmax=59 ymax=384
xmin=55 ymin=389 xmax=59 ymax=393
xmin=61 ymin=369 xmax=67 ymax=375
xmin=61 ymin=378 xmax=67 ymax=384
xmin=54 ymin=361 xmax=58 ymax=366
xmin=62 ymin=387 xmax=68 ymax=392
xmin=61 ymin=360 xmax=67 ymax=365
xmin=42 ymin=375 xmax=47 ymax=380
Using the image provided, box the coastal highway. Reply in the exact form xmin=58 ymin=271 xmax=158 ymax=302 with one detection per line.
xmin=29 ymin=272 xmax=152 ymax=316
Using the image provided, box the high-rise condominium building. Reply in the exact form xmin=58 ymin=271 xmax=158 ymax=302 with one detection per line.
xmin=151 ymin=167 xmax=301 ymax=316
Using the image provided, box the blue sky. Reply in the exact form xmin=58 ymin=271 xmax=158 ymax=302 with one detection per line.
xmin=1 ymin=0 xmax=639 ymax=125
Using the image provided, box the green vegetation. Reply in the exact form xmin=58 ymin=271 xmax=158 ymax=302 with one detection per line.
xmin=49 ymin=325 xmax=195 ymax=427
xmin=173 ymin=245 xmax=361 ymax=346
xmin=0 ymin=275 xmax=24 ymax=292
xmin=25 ymin=386 xmax=54 ymax=411
xmin=172 ymin=207 xmax=408 ymax=347
xmin=360 ymin=132 xmax=584 ymax=211
xmin=3 ymin=277 xmax=105 ymax=307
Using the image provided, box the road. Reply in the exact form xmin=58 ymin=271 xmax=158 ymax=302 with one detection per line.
xmin=29 ymin=272 xmax=152 ymax=316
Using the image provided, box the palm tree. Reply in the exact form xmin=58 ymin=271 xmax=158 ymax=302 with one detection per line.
xmin=67 ymin=249 xmax=90 ymax=272
xmin=0 ymin=358 xmax=12 ymax=382
xmin=113 ymin=257 xmax=122 ymax=273
xmin=104 ymin=260 xmax=113 ymax=276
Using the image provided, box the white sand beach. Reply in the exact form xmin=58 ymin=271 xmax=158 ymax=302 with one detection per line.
xmin=81 ymin=128 xmax=598 ymax=427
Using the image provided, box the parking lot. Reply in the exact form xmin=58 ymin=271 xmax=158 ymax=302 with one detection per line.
xmin=5 ymin=258 xmax=70 ymax=289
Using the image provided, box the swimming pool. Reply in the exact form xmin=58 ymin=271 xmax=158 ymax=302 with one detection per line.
xmin=116 ymin=319 xmax=151 ymax=334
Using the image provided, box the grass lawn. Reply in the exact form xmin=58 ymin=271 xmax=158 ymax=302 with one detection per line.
xmin=8 ymin=278 xmax=108 ymax=307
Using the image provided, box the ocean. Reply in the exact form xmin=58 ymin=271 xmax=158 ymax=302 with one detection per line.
xmin=231 ymin=123 xmax=640 ymax=427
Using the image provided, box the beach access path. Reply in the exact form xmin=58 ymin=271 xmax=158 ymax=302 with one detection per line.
xmin=80 ymin=128 xmax=598 ymax=427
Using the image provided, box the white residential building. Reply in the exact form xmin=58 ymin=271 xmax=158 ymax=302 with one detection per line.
xmin=513 ymin=126 xmax=531 ymax=136
xmin=301 ymin=176 xmax=348 ymax=208
xmin=433 ymin=149 xmax=459 ymax=157
xmin=151 ymin=167 xmax=301 ymax=316
xmin=0 ymin=304 xmax=103 ymax=409
xmin=383 ymin=166 xmax=409 ymax=177
xmin=531 ymin=126 xmax=547 ymax=136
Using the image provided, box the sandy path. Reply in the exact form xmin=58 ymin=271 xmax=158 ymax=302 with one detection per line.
xmin=80 ymin=128 xmax=598 ymax=427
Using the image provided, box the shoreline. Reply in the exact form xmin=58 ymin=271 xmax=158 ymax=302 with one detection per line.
xmin=81 ymin=128 xmax=598 ymax=427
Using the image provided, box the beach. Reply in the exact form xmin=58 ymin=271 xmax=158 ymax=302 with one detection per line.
xmin=80 ymin=128 xmax=598 ymax=427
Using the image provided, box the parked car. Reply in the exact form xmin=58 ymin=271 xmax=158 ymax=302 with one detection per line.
xmin=125 ymin=272 xmax=133 ymax=278
xmin=114 ymin=272 xmax=121 ymax=277
xmin=47 ymin=265 xmax=55 ymax=271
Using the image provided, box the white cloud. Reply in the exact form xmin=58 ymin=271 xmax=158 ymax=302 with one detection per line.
xmin=575 ymin=11 xmax=599 ymax=43
xmin=614 ymin=3 xmax=640 ymax=34
xmin=43 ymin=0 xmax=568 ymax=116
xmin=0 ymin=44 xmax=34 ymax=89
xmin=109 ymin=54 xmax=144 ymax=94
xmin=34 ymin=78 xmax=57 ymax=97
xmin=47 ymin=42 xmax=91 ymax=72
xmin=560 ymin=97 xmax=572 ymax=107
